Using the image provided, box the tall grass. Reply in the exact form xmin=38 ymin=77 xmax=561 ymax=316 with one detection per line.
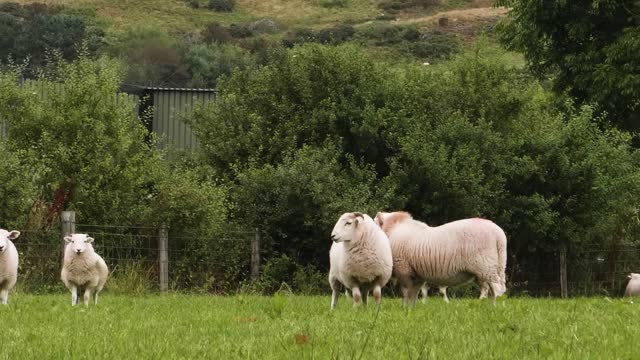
xmin=0 ymin=295 xmax=638 ymax=358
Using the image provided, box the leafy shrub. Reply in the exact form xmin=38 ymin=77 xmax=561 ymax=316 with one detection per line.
xmin=283 ymin=24 xmax=355 ymax=47
xmin=317 ymin=0 xmax=350 ymax=8
xmin=202 ymin=22 xmax=233 ymax=44
xmin=186 ymin=0 xmax=201 ymax=8
xmin=229 ymin=23 xmax=254 ymax=38
xmin=185 ymin=43 xmax=255 ymax=87
xmin=208 ymin=0 xmax=235 ymax=12
xmin=293 ymin=264 xmax=327 ymax=294
xmin=260 ymin=254 xmax=297 ymax=293
xmin=0 ymin=3 xmax=105 ymax=70
xmin=409 ymin=31 xmax=460 ymax=60
xmin=378 ymin=0 xmax=440 ymax=13
xmin=248 ymin=19 xmax=279 ymax=34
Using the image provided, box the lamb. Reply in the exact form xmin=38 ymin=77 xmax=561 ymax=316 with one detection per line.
xmin=61 ymin=233 xmax=109 ymax=306
xmin=375 ymin=211 xmax=507 ymax=306
xmin=329 ymin=212 xmax=393 ymax=309
xmin=0 ymin=229 xmax=20 ymax=305
xmin=625 ymin=273 xmax=640 ymax=297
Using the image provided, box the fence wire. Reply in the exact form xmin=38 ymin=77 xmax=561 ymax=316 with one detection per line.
xmin=15 ymin=225 xmax=254 ymax=293
xmin=12 ymin=224 xmax=640 ymax=296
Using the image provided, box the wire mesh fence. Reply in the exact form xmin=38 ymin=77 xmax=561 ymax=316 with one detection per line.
xmin=11 ymin=218 xmax=640 ymax=296
xmin=14 ymin=223 xmax=255 ymax=294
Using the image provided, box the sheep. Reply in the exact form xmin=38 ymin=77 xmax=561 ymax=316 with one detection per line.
xmin=329 ymin=212 xmax=393 ymax=309
xmin=61 ymin=233 xmax=108 ymax=306
xmin=375 ymin=211 xmax=507 ymax=306
xmin=0 ymin=229 xmax=20 ymax=305
xmin=625 ymin=273 xmax=640 ymax=297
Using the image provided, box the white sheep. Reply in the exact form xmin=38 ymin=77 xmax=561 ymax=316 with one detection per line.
xmin=0 ymin=229 xmax=20 ymax=305
xmin=329 ymin=212 xmax=393 ymax=309
xmin=61 ymin=233 xmax=108 ymax=306
xmin=625 ymin=273 xmax=640 ymax=297
xmin=375 ymin=211 xmax=507 ymax=306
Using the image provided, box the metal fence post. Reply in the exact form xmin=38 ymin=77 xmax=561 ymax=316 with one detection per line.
xmin=61 ymin=211 xmax=75 ymax=261
xmin=251 ymin=228 xmax=261 ymax=281
xmin=158 ymin=224 xmax=169 ymax=292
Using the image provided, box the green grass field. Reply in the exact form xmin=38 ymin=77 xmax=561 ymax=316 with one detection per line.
xmin=1 ymin=294 xmax=638 ymax=359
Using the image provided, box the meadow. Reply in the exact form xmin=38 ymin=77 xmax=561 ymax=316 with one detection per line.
xmin=1 ymin=294 xmax=638 ymax=359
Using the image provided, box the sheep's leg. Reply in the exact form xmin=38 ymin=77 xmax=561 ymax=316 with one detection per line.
xmin=479 ymin=283 xmax=489 ymax=299
xmin=83 ymin=289 xmax=91 ymax=307
xmin=351 ymin=287 xmax=362 ymax=307
xmin=70 ymin=286 xmax=78 ymax=306
xmin=401 ymin=287 xmax=409 ymax=307
xmin=407 ymin=286 xmax=420 ymax=307
xmin=439 ymin=287 xmax=449 ymax=303
xmin=372 ymin=285 xmax=382 ymax=306
xmin=94 ymin=291 xmax=100 ymax=306
xmin=488 ymin=282 xmax=499 ymax=306
xmin=331 ymin=289 xmax=340 ymax=310
xmin=0 ymin=289 xmax=8 ymax=305
xmin=421 ymin=285 xmax=428 ymax=304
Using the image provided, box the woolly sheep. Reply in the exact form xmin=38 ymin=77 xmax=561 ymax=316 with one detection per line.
xmin=329 ymin=212 xmax=393 ymax=309
xmin=375 ymin=211 xmax=507 ymax=306
xmin=0 ymin=229 xmax=20 ymax=305
xmin=625 ymin=273 xmax=640 ymax=297
xmin=61 ymin=233 xmax=108 ymax=306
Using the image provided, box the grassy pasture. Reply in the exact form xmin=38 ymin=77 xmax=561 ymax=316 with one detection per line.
xmin=0 ymin=295 xmax=638 ymax=359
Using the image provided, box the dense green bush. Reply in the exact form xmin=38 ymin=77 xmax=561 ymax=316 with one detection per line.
xmin=208 ymin=0 xmax=235 ymax=12
xmin=0 ymin=3 xmax=105 ymax=70
xmin=201 ymin=22 xmax=233 ymax=44
xmin=283 ymin=24 xmax=355 ymax=47
xmin=187 ymin=43 xmax=640 ymax=289
xmin=185 ymin=43 xmax=255 ymax=87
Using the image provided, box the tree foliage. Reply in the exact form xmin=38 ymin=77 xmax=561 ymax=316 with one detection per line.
xmin=497 ymin=0 xmax=640 ymax=130
xmin=189 ymin=44 xmax=640 ymax=284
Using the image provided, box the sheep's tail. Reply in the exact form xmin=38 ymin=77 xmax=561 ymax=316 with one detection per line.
xmin=495 ymin=228 xmax=508 ymax=296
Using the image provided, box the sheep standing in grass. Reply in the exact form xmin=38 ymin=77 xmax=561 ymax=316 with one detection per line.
xmin=61 ymin=234 xmax=108 ymax=306
xmin=375 ymin=211 xmax=507 ymax=306
xmin=329 ymin=212 xmax=393 ymax=309
xmin=625 ymin=273 xmax=640 ymax=297
xmin=0 ymin=229 xmax=20 ymax=305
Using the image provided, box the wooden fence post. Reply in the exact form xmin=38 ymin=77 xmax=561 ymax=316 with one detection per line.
xmin=61 ymin=211 xmax=75 ymax=261
xmin=251 ymin=228 xmax=261 ymax=281
xmin=158 ymin=224 xmax=169 ymax=292
xmin=560 ymin=242 xmax=568 ymax=298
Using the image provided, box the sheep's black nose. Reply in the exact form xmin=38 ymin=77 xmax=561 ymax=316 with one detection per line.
xmin=331 ymin=234 xmax=337 ymax=242
xmin=0 ymin=246 xmax=4 ymax=251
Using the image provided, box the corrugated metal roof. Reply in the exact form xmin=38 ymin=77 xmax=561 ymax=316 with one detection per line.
xmin=120 ymin=83 xmax=217 ymax=93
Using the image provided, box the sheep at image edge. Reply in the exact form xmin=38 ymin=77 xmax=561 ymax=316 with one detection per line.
xmin=375 ymin=211 xmax=507 ymax=306
xmin=61 ymin=233 xmax=108 ymax=306
xmin=625 ymin=273 xmax=640 ymax=297
xmin=0 ymin=229 xmax=20 ymax=305
xmin=329 ymin=212 xmax=393 ymax=310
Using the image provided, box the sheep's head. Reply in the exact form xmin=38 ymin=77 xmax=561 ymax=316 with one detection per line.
xmin=629 ymin=273 xmax=640 ymax=281
xmin=0 ymin=229 xmax=19 ymax=253
xmin=64 ymin=233 xmax=94 ymax=255
xmin=374 ymin=211 xmax=411 ymax=233
xmin=331 ymin=212 xmax=366 ymax=243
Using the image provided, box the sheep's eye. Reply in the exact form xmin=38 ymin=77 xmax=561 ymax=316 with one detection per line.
xmin=345 ymin=221 xmax=352 ymax=226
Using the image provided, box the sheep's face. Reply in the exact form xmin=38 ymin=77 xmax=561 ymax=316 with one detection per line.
xmin=0 ymin=229 xmax=19 ymax=253
xmin=331 ymin=213 xmax=364 ymax=243
xmin=629 ymin=273 xmax=640 ymax=281
xmin=373 ymin=212 xmax=390 ymax=227
xmin=64 ymin=234 xmax=94 ymax=255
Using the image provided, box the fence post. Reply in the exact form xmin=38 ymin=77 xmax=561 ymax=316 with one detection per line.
xmin=61 ymin=211 xmax=75 ymax=260
xmin=251 ymin=228 xmax=261 ymax=281
xmin=158 ymin=224 xmax=169 ymax=292
xmin=560 ymin=242 xmax=568 ymax=298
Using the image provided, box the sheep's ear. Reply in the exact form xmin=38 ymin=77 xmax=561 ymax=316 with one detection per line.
xmin=353 ymin=213 xmax=364 ymax=227
xmin=629 ymin=274 xmax=633 ymax=279
xmin=64 ymin=235 xmax=73 ymax=243
xmin=85 ymin=236 xmax=94 ymax=244
xmin=375 ymin=212 xmax=384 ymax=226
xmin=8 ymin=230 xmax=20 ymax=240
